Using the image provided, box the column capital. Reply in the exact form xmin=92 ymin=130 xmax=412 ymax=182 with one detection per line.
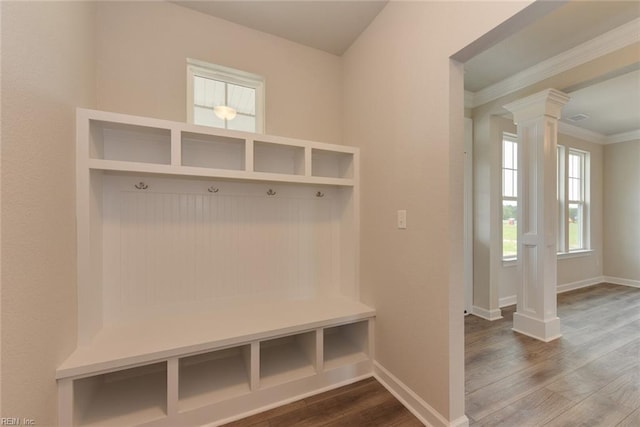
xmin=504 ymin=89 xmax=570 ymax=124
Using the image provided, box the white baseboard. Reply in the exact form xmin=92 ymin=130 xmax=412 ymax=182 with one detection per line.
xmin=374 ymin=361 xmax=469 ymax=427
xmin=557 ymin=276 xmax=605 ymax=294
xmin=603 ymin=276 xmax=640 ymax=288
xmin=499 ymin=295 xmax=516 ymax=308
xmin=471 ymin=305 xmax=503 ymax=321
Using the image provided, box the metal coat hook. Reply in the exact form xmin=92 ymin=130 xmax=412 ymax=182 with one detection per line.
xmin=316 ymin=191 xmax=325 ymax=198
xmin=267 ymin=189 xmax=276 ymax=196
xmin=134 ymin=182 xmax=148 ymax=190
xmin=208 ymin=187 xmax=219 ymax=193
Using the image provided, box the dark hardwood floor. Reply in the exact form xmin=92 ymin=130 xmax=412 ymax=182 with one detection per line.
xmin=223 ymin=377 xmax=424 ymax=426
xmin=225 ymin=283 xmax=639 ymax=427
xmin=466 ymin=283 xmax=640 ymax=426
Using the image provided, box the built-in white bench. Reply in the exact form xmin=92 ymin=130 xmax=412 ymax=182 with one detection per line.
xmin=57 ymin=109 xmax=372 ymax=426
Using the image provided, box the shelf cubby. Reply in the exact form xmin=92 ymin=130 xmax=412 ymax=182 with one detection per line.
xmin=89 ymin=119 xmax=171 ymax=165
xmin=254 ymin=141 xmax=305 ymax=175
xmin=260 ymin=332 xmax=316 ymax=388
xmin=181 ymin=132 xmax=245 ymax=171
xmin=178 ymin=346 xmax=251 ymax=412
xmin=73 ymin=362 xmax=167 ymax=427
xmin=311 ymin=148 xmax=354 ymax=179
xmin=323 ymin=320 xmax=369 ymax=371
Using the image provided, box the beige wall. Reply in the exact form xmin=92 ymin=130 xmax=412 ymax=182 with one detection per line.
xmin=95 ymin=1 xmax=343 ymax=144
xmin=342 ymin=1 xmax=530 ymax=422
xmin=0 ymin=1 xmax=96 ymax=423
xmin=604 ymin=140 xmax=640 ymax=282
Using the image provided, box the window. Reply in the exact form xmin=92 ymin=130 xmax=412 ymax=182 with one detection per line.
xmin=187 ymin=59 xmax=265 ymax=133
xmin=558 ymin=146 xmax=590 ymax=253
xmin=502 ymin=133 xmax=518 ymax=259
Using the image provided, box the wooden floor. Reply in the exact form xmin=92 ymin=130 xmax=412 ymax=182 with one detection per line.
xmin=466 ymin=283 xmax=640 ymax=426
xmin=225 ymin=283 xmax=639 ymax=427
xmin=223 ymin=377 xmax=423 ymax=426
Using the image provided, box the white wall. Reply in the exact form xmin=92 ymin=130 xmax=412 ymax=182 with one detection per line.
xmin=603 ymin=140 xmax=640 ymax=283
xmin=95 ymin=1 xmax=343 ymax=144
xmin=0 ymin=1 xmax=96 ymax=423
xmin=342 ymin=1 xmax=531 ymax=423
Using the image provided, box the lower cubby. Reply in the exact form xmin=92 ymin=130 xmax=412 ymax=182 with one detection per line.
xmin=73 ymin=362 xmax=167 ymax=427
xmin=58 ymin=300 xmax=375 ymax=426
xmin=259 ymin=332 xmax=317 ymax=389
xmin=323 ymin=321 xmax=369 ymax=371
xmin=178 ymin=346 xmax=252 ymax=412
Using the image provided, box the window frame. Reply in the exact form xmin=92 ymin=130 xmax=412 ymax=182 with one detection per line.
xmin=557 ymin=146 xmax=590 ymax=254
xmin=186 ymin=58 xmax=265 ymax=133
xmin=502 ymin=133 xmax=518 ymax=261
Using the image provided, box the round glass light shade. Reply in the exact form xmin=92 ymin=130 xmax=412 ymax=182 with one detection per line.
xmin=213 ymin=105 xmax=237 ymax=120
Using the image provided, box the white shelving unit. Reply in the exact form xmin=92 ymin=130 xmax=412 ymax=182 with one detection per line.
xmin=57 ymin=109 xmax=373 ymax=426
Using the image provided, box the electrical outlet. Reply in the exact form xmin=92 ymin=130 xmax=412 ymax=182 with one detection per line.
xmin=397 ymin=210 xmax=407 ymax=229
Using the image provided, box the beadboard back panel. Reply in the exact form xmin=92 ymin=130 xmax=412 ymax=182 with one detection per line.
xmin=101 ymin=175 xmax=342 ymax=324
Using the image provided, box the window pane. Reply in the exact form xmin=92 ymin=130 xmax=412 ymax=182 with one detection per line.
xmin=569 ymin=202 xmax=583 ymax=250
xmin=227 ymin=84 xmax=256 ymax=115
xmin=227 ymin=114 xmax=256 ymax=132
xmin=194 ymin=106 xmax=225 ymax=128
xmin=194 ymin=76 xmax=224 ymax=108
xmin=503 ymin=201 xmax=517 ymax=258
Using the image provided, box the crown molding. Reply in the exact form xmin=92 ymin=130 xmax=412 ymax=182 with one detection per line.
xmin=606 ymin=129 xmax=640 ymax=144
xmin=470 ymin=18 xmax=640 ymax=108
xmin=558 ymin=122 xmax=605 ymax=144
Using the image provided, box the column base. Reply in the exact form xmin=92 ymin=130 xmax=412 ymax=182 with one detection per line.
xmin=512 ymin=312 xmax=561 ymax=342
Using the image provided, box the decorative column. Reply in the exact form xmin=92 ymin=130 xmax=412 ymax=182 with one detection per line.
xmin=504 ymin=89 xmax=569 ymax=342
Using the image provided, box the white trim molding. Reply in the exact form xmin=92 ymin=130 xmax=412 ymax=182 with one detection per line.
xmin=470 ymin=18 xmax=640 ymax=108
xmin=557 ymin=277 xmax=604 ymax=294
xmin=603 ymin=276 xmax=640 ymax=288
xmin=558 ymin=122 xmax=605 ymax=144
xmin=499 ymin=295 xmax=517 ymax=308
xmin=606 ymin=129 xmax=640 ymax=144
xmin=374 ymin=362 xmax=469 ymax=427
xmin=471 ymin=305 xmax=503 ymax=321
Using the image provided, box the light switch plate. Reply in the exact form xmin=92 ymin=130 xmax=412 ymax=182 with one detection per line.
xmin=397 ymin=210 xmax=407 ymax=229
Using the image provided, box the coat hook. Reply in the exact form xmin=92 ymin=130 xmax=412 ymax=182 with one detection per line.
xmin=316 ymin=191 xmax=325 ymax=198
xmin=208 ymin=187 xmax=219 ymax=193
xmin=267 ymin=189 xmax=276 ymax=196
xmin=134 ymin=182 xmax=148 ymax=190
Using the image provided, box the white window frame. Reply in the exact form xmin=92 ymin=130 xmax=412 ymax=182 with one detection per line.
xmin=502 ymin=133 xmax=518 ymax=261
xmin=557 ymin=146 xmax=590 ymax=254
xmin=186 ymin=58 xmax=265 ymax=133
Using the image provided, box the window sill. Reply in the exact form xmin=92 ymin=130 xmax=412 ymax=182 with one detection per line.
xmin=557 ymin=249 xmax=594 ymax=260
xmin=502 ymin=258 xmax=518 ymax=267
xmin=502 ymin=249 xmax=594 ymax=265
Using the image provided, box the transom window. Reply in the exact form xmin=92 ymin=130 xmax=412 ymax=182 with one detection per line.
xmin=187 ymin=59 xmax=265 ymax=133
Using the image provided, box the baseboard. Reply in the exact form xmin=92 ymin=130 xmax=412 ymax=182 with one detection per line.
xmin=603 ymin=276 xmax=640 ymax=288
xmin=373 ymin=361 xmax=469 ymax=427
xmin=557 ymin=276 xmax=605 ymax=294
xmin=471 ymin=305 xmax=503 ymax=321
xmin=499 ymin=295 xmax=516 ymax=308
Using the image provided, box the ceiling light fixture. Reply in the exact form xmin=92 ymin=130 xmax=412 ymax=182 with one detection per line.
xmin=214 ymin=105 xmax=237 ymax=121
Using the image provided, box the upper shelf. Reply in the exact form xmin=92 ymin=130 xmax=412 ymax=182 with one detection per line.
xmin=80 ymin=109 xmax=357 ymax=187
